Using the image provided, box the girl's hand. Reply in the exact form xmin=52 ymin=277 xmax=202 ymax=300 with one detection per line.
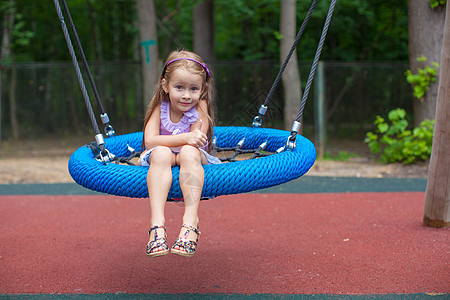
xmin=187 ymin=119 xmax=207 ymax=148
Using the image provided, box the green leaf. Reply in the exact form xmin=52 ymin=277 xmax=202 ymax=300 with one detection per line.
xmin=273 ymin=31 xmax=283 ymax=40
xmin=378 ymin=123 xmax=389 ymax=133
xmin=374 ymin=116 xmax=385 ymax=125
xmin=368 ymin=141 xmax=381 ymax=154
xmin=417 ymin=55 xmax=427 ymax=62
xmin=364 ymin=132 xmax=378 ymax=143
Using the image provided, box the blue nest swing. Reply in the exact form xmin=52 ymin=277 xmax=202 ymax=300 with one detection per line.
xmin=56 ymin=0 xmax=336 ymax=199
xmin=68 ymin=127 xmax=316 ymax=198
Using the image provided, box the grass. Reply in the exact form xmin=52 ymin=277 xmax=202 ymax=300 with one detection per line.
xmin=321 ymin=150 xmax=360 ymax=162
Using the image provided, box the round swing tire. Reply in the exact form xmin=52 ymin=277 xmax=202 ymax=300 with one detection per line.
xmin=68 ymin=126 xmax=316 ymax=199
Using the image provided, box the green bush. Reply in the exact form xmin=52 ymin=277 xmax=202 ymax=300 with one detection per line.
xmin=364 ymin=108 xmax=434 ymax=164
xmin=430 ymin=0 xmax=446 ymax=8
xmin=405 ymin=56 xmax=439 ymax=101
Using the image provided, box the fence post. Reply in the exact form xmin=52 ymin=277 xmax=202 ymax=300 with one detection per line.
xmin=314 ymin=61 xmax=326 ymax=159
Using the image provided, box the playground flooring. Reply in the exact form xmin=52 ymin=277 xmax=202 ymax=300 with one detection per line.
xmin=0 ymin=176 xmax=448 ymax=299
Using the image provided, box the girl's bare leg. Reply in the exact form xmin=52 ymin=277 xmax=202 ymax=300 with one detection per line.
xmin=147 ymin=146 xmax=176 ymax=253
xmin=174 ymin=145 xmax=206 ymax=251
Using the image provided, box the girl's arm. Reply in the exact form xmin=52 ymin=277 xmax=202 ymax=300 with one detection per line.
xmin=191 ymin=99 xmax=210 ymax=136
xmin=144 ymin=103 xmax=207 ymax=149
xmin=183 ymin=99 xmax=209 ymax=149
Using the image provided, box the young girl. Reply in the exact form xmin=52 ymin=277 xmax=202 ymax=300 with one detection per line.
xmin=139 ymin=50 xmax=220 ymax=258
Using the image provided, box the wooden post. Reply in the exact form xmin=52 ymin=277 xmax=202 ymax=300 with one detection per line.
xmin=423 ymin=2 xmax=450 ymax=228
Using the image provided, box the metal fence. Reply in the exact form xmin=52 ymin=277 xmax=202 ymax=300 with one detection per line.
xmin=0 ymin=60 xmax=412 ymax=142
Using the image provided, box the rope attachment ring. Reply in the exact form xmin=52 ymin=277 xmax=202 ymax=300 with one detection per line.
xmin=287 ymin=121 xmax=301 ymax=150
xmin=101 ymin=113 xmax=116 ymax=137
xmin=95 ymin=133 xmax=115 ymax=164
xmin=252 ymin=105 xmax=268 ymax=128
xmin=276 ymin=121 xmax=301 ymax=153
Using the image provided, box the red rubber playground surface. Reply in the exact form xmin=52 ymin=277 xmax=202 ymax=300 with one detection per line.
xmin=0 ymin=180 xmax=449 ymax=297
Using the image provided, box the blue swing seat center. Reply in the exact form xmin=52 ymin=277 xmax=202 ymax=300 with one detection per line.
xmin=68 ymin=126 xmax=316 ymax=198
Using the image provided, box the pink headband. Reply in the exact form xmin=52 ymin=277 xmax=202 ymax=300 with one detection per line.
xmin=162 ymin=58 xmax=211 ymax=79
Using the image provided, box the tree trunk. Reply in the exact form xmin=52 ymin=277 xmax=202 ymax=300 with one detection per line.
xmin=1 ymin=3 xmax=13 ymax=61
xmin=408 ymin=0 xmax=446 ymax=126
xmin=193 ymin=0 xmax=215 ymax=61
xmin=136 ymin=0 xmax=159 ymax=107
xmin=423 ymin=2 xmax=450 ymax=228
xmin=1 ymin=0 xmax=19 ymax=140
xmin=280 ymin=0 xmax=302 ymax=131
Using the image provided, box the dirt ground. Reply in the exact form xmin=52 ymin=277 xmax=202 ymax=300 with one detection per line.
xmin=0 ymin=135 xmax=429 ymax=184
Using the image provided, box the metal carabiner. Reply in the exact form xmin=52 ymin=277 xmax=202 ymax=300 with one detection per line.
xmin=98 ymin=148 xmax=116 ymax=164
xmin=105 ymin=124 xmax=115 ymax=137
xmin=252 ymin=116 xmax=262 ymax=128
xmin=286 ymin=135 xmax=297 ymax=150
xmin=252 ymin=105 xmax=268 ymax=128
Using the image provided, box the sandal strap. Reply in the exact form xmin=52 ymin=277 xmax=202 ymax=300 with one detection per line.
xmin=148 ymin=239 xmax=168 ymax=249
xmin=172 ymin=237 xmax=198 ymax=254
xmin=181 ymin=224 xmax=201 ymax=236
xmin=147 ymin=240 xmax=169 ymax=254
xmin=147 ymin=225 xmax=168 ymax=253
xmin=149 ymin=225 xmax=166 ymax=235
xmin=171 ymin=224 xmax=200 ymax=254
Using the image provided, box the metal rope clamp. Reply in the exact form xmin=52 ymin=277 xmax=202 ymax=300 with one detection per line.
xmin=95 ymin=134 xmax=116 ymax=164
xmin=101 ymin=113 xmax=115 ymax=137
xmin=286 ymin=121 xmax=301 ymax=151
xmin=275 ymin=121 xmax=301 ymax=153
xmin=252 ymin=105 xmax=268 ymax=128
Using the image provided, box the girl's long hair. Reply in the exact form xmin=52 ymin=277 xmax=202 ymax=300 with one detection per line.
xmin=142 ymin=50 xmax=216 ymax=153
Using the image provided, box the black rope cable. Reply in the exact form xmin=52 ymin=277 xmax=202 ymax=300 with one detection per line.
xmin=295 ymin=0 xmax=336 ymax=123
xmin=60 ymin=0 xmax=105 ymax=115
xmin=281 ymin=0 xmax=337 ymax=148
xmin=60 ymin=0 xmax=114 ymax=137
xmin=54 ymin=0 xmax=100 ymax=137
xmin=253 ymin=0 xmax=318 ymax=126
xmin=54 ymin=0 xmax=110 ymax=158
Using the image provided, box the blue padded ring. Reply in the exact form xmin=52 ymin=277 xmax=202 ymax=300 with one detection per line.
xmin=68 ymin=126 xmax=316 ymax=198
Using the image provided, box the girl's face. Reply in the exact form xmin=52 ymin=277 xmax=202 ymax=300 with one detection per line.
xmin=162 ymin=68 xmax=204 ymax=118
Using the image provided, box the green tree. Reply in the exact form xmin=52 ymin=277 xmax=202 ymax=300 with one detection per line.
xmin=2 ymin=0 xmax=411 ymax=63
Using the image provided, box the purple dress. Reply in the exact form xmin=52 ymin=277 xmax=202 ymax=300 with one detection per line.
xmin=139 ymin=100 xmax=221 ymax=166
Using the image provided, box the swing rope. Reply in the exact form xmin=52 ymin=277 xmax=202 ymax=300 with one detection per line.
xmin=284 ymin=0 xmax=336 ymax=148
xmin=253 ymin=0 xmax=318 ymax=128
xmin=296 ymin=0 xmax=336 ymax=125
xmin=54 ymin=0 xmax=100 ymax=138
xmin=59 ymin=0 xmax=115 ymax=138
xmin=54 ymin=0 xmax=116 ymax=163
xmin=253 ymin=0 xmax=336 ymax=151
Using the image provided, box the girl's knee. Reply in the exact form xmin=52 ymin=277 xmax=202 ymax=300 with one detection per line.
xmin=151 ymin=146 xmax=174 ymax=164
xmin=178 ymin=146 xmax=202 ymax=164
